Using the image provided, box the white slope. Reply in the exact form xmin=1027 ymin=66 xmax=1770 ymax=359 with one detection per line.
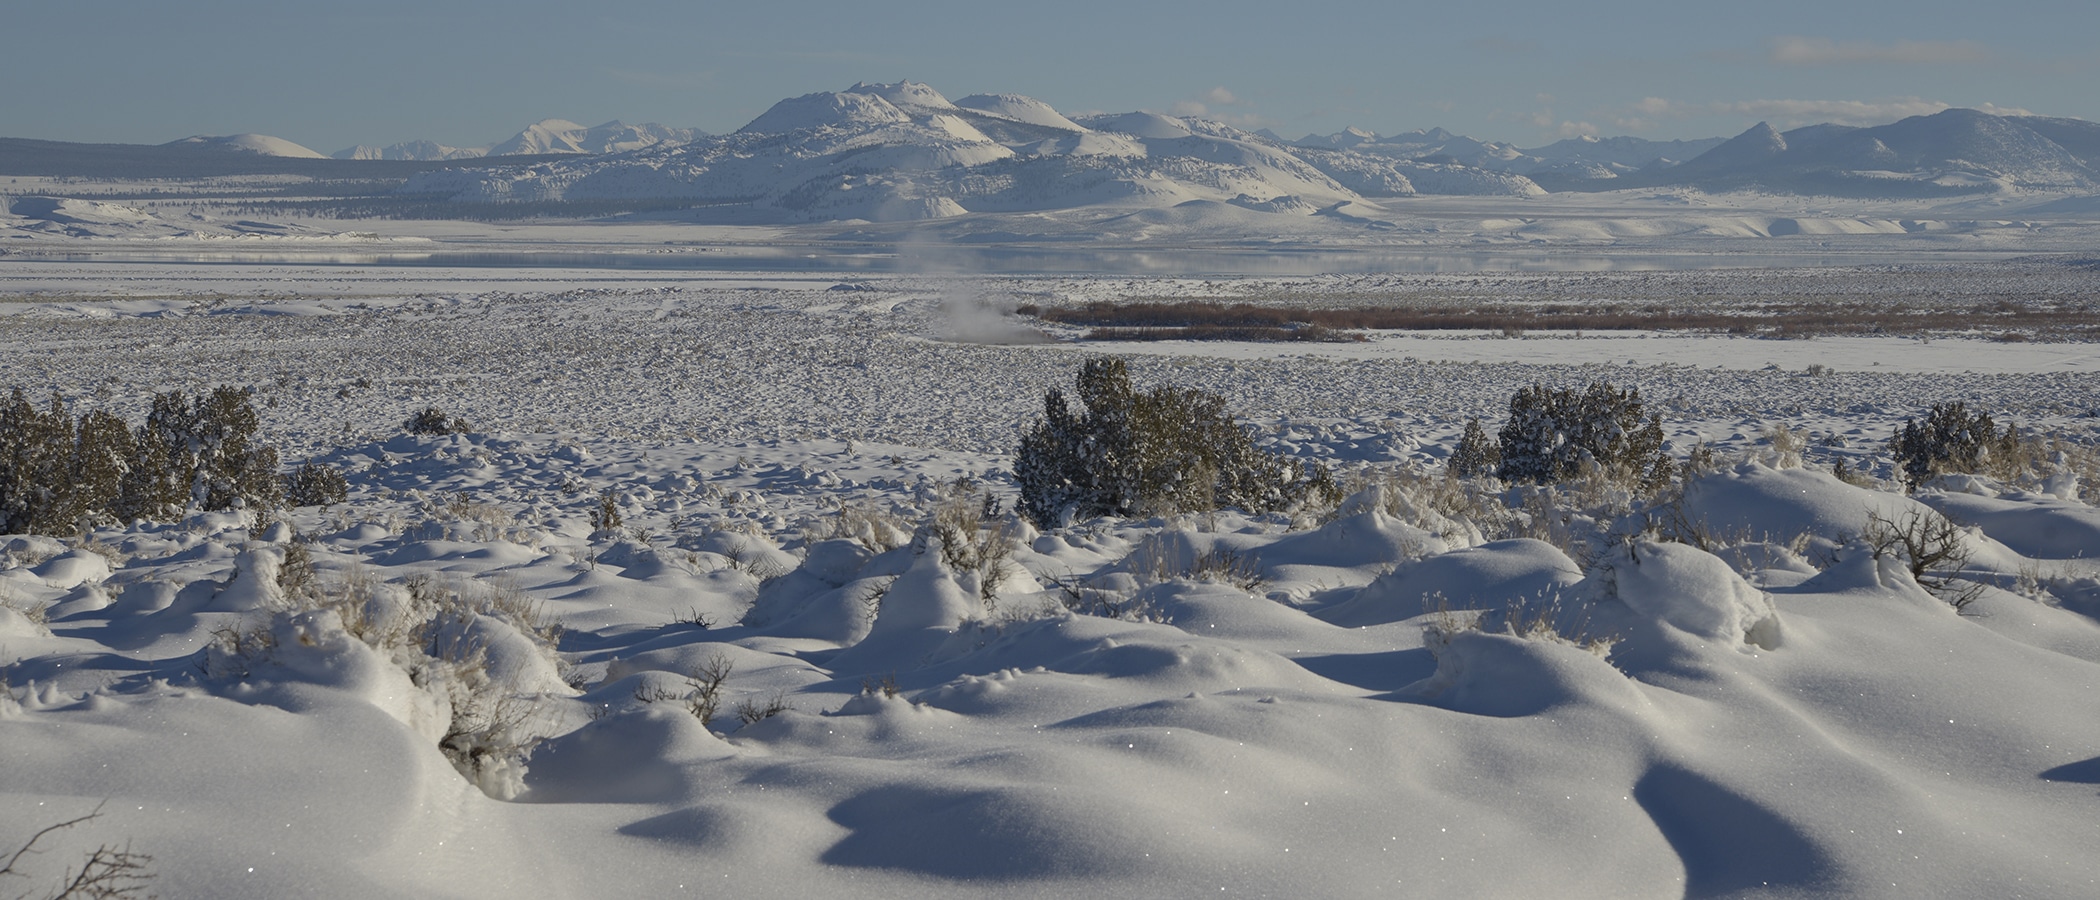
xmin=1081 ymin=111 xmax=1195 ymax=140
xmin=952 ymin=93 xmax=1088 ymax=132
xmin=736 ymin=91 xmax=915 ymax=134
xmin=165 ymin=133 xmax=327 ymax=158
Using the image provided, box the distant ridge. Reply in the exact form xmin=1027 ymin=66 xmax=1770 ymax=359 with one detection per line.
xmin=1591 ymin=109 xmax=2100 ymax=196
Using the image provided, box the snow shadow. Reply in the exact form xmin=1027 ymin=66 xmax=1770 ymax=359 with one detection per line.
xmin=1633 ymin=764 xmax=1835 ymax=898
xmin=2040 ymin=756 xmax=2100 ymax=785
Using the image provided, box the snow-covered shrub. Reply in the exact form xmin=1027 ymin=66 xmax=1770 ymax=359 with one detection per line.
xmin=803 ymin=500 xmax=911 ymax=553
xmin=414 ymin=492 xmax=520 ymax=543
xmin=284 ymin=461 xmax=349 ymax=507
xmin=1448 ymin=418 xmax=1500 ymax=479
xmin=206 ymin=567 xmax=566 ymax=798
xmin=1429 ymin=593 xmax=1619 ymax=658
xmin=1888 ymin=401 xmax=2028 ymax=490
xmin=1014 ymin=358 xmax=1337 ymax=526
xmin=1495 ymin=382 xmax=1673 ymax=489
xmin=4 ymin=386 xmax=281 ymax=532
xmin=1759 ymin=423 xmax=1807 ymax=469
xmin=0 ymin=392 xmax=140 ymax=534
xmin=0 ymin=389 xmax=86 ymax=535
xmin=924 ymin=479 xmax=1023 ymax=602
xmin=1338 ymin=466 xmax=1515 ymax=545
xmin=403 ymin=406 xmax=469 ymax=435
xmin=275 ymin=539 xmax=319 ymax=607
xmin=591 ymin=489 xmax=623 ymax=533
xmin=120 ymin=387 xmax=281 ymax=521
xmin=1125 ymin=537 xmax=1267 ymax=592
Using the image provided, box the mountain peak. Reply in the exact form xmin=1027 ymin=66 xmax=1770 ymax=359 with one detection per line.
xmin=844 ymin=80 xmax=957 ymax=111
xmin=739 ymin=90 xmax=913 ymax=135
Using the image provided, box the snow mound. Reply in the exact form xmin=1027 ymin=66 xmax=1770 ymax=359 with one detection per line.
xmin=1681 ymin=463 xmax=1922 ymax=543
xmin=1603 ymin=541 xmax=1783 ymax=649
xmin=1916 ymin=491 xmax=2100 ymax=560
xmin=1320 ymin=539 xmax=1582 ymax=627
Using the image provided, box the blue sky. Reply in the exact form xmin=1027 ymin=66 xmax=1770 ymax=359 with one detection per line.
xmin=11 ymin=1 xmax=2095 ymax=152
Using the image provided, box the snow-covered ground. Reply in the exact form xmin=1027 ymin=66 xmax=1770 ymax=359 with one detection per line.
xmin=3 ymin=245 xmax=2100 ymax=898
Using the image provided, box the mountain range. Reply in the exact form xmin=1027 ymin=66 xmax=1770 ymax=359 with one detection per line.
xmin=398 ymin=81 xmax=2100 ymax=221
xmin=7 ymin=81 xmax=2098 ymax=224
xmin=334 ymin=119 xmax=707 ymax=160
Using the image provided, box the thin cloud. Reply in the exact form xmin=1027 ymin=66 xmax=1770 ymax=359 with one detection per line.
xmin=1170 ymin=86 xmax=1264 ymax=127
xmin=1769 ymin=36 xmax=1991 ymax=66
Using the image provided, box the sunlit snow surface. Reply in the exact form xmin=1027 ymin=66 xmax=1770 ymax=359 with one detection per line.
xmin=2 ymin=252 xmax=2099 ymax=899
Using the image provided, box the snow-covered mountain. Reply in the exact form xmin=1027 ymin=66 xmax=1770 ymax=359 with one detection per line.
xmin=1284 ymin=127 xmax=1724 ymax=184
xmin=331 ymin=121 xmax=706 ymax=161
xmin=486 ymin=119 xmax=705 ymax=156
xmin=1619 ymin=109 xmax=2100 ymax=196
xmin=406 ymin=81 xmax=1409 ymax=222
xmin=333 ymin=140 xmax=486 ymax=161
xmin=103 ymin=92 xmax=2096 ymax=223
xmin=163 ymin=133 xmax=326 ymax=158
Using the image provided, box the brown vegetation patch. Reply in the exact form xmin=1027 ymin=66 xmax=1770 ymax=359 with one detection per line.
xmin=1018 ymin=298 xmax=2100 ymax=342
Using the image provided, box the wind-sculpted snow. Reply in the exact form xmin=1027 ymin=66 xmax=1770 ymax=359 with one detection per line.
xmin=3 ymin=261 xmax=2100 ymax=897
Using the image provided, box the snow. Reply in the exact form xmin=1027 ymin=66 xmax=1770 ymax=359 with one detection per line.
xmin=738 ymin=91 xmax=915 ymax=135
xmin=952 ymin=93 xmax=1089 ymax=132
xmin=3 ymin=212 xmax=2100 ymax=897
xmin=166 ymin=133 xmax=327 ymax=158
xmin=1082 ymin=111 xmax=1196 ymax=140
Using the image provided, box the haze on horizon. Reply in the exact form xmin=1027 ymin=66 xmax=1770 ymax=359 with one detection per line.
xmin=9 ymin=0 xmax=2096 ymax=154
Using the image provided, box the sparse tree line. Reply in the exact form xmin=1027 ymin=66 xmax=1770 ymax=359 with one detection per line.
xmin=1013 ymin=360 xmax=2067 ymax=529
xmin=0 ymin=386 xmax=344 ymax=536
xmin=0 ymin=368 xmax=2066 ymax=540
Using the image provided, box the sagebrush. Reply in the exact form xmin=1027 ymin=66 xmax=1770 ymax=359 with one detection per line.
xmin=1014 ymin=358 xmax=1337 ymax=526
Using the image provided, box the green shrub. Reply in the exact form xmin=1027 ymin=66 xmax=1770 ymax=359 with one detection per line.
xmin=0 ymin=390 xmax=81 ymax=534
xmin=1448 ymin=417 xmax=1500 ymax=478
xmin=1 ymin=386 xmax=281 ymax=532
xmin=1014 ymin=358 xmax=1336 ymax=527
xmin=1889 ymin=401 xmax=2027 ymax=490
xmin=285 ymin=461 xmax=350 ymax=507
xmin=1495 ymin=382 xmax=1673 ymax=488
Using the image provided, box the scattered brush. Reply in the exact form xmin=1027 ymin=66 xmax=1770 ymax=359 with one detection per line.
xmin=1862 ymin=509 xmax=1986 ymax=612
xmin=0 ymin=803 xmax=155 ymax=900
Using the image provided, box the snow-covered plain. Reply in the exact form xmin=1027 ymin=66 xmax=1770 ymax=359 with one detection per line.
xmin=3 ymin=238 xmax=2100 ymax=898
